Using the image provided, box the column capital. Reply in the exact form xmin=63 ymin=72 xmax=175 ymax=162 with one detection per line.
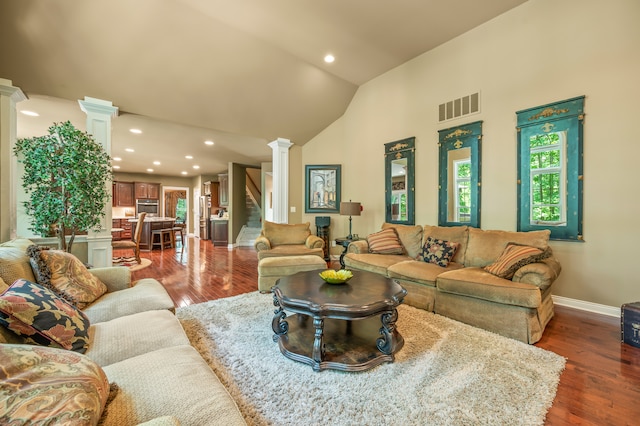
xmin=268 ymin=137 xmax=293 ymax=150
xmin=78 ymin=96 xmax=119 ymax=118
xmin=0 ymin=79 xmax=27 ymax=102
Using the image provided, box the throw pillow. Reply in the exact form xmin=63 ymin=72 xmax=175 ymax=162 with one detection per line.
xmin=484 ymin=243 xmax=551 ymax=280
xmin=0 ymin=279 xmax=91 ymax=353
xmin=0 ymin=344 xmax=109 ymax=424
xmin=28 ymin=245 xmax=107 ymax=309
xmin=367 ymin=228 xmax=405 ymax=255
xmin=417 ymin=236 xmax=460 ymax=267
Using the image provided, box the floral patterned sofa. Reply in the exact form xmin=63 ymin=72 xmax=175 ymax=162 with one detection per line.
xmin=344 ymin=224 xmax=562 ymax=344
xmin=0 ymin=238 xmax=245 ymax=425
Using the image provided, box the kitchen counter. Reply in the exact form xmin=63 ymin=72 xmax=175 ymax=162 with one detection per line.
xmin=128 ymin=216 xmax=177 ymax=222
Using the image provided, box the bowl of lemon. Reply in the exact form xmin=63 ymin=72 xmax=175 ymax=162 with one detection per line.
xmin=319 ymin=269 xmax=353 ymax=284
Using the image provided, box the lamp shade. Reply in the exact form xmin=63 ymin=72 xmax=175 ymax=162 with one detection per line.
xmin=340 ymin=201 xmax=361 ymax=216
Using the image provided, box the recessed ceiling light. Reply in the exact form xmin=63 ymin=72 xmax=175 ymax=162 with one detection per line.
xmin=324 ymin=54 xmax=335 ymax=63
xmin=147 ymin=168 xmax=154 ymax=172
xmin=113 ymin=165 xmax=120 ymax=169
xmin=129 ymin=128 xmax=142 ymax=134
xmin=181 ymin=171 xmax=188 ymax=175
xmin=125 ymin=148 xmax=135 ymax=153
xmin=112 ymin=157 xmax=122 ymax=161
xmin=204 ymin=140 xmax=214 ymax=145
xmin=193 ymin=165 xmax=200 ymax=169
xmin=20 ymin=110 xmax=39 ymax=117
xmin=153 ymin=161 xmax=161 ymax=166
xmin=185 ymin=155 xmax=193 ymax=159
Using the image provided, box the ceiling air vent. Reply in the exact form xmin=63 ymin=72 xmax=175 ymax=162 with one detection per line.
xmin=438 ymin=92 xmax=480 ymax=123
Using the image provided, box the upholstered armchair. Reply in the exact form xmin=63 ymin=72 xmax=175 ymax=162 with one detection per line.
xmin=254 ymin=221 xmax=324 ymax=261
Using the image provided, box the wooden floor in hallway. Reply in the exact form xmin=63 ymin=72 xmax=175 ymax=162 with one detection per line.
xmin=115 ymin=237 xmax=640 ymax=425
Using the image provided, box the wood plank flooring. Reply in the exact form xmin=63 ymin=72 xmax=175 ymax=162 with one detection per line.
xmin=117 ymin=238 xmax=640 ymax=425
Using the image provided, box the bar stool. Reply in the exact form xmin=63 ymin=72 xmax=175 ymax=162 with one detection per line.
xmin=172 ymin=223 xmax=185 ymax=248
xmin=151 ymin=228 xmax=174 ymax=250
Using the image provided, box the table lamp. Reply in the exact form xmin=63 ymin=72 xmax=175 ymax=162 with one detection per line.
xmin=340 ymin=200 xmax=361 ymax=240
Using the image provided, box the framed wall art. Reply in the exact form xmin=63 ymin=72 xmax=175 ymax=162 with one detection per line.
xmin=305 ymin=164 xmax=341 ymax=213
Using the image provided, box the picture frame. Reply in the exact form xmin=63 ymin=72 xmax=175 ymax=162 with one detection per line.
xmin=305 ymin=164 xmax=341 ymax=213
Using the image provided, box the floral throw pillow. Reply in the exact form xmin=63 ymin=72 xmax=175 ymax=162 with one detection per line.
xmin=28 ymin=245 xmax=107 ymax=309
xmin=417 ymin=237 xmax=460 ymax=267
xmin=0 ymin=344 xmax=109 ymax=424
xmin=484 ymin=243 xmax=551 ymax=280
xmin=0 ymin=279 xmax=91 ymax=353
xmin=367 ymin=228 xmax=405 ymax=255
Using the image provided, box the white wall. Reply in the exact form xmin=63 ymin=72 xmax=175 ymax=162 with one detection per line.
xmin=301 ymin=0 xmax=640 ymax=308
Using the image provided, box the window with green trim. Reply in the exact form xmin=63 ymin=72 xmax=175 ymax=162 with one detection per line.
xmin=516 ymin=96 xmax=584 ymax=241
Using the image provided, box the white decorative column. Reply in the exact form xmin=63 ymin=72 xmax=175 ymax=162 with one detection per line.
xmin=267 ymin=138 xmax=293 ymax=224
xmin=0 ymin=79 xmax=27 ymax=242
xmin=78 ymin=97 xmax=119 ymax=267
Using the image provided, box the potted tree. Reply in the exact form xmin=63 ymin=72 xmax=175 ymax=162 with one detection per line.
xmin=14 ymin=121 xmax=112 ymax=252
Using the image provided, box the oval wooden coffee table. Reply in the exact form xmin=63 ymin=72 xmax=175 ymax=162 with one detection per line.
xmin=271 ymin=269 xmax=407 ymax=372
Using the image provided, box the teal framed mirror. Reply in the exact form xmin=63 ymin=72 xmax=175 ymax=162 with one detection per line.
xmin=385 ymin=137 xmax=415 ymax=225
xmin=438 ymin=121 xmax=482 ymax=228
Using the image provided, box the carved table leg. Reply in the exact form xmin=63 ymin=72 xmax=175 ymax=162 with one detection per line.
xmin=376 ymin=309 xmax=399 ymax=355
xmin=312 ymin=317 xmax=325 ymax=371
xmin=272 ymin=294 xmax=288 ymax=342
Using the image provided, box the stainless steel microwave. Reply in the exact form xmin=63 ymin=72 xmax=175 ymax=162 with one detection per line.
xmin=136 ymin=199 xmax=159 ymax=216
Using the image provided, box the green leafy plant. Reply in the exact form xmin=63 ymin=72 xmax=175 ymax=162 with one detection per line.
xmin=14 ymin=121 xmax=112 ymax=252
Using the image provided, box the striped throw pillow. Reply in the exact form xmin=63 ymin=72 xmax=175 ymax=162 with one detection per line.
xmin=367 ymin=228 xmax=405 ymax=255
xmin=484 ymin=243 xmax=550 ymax=279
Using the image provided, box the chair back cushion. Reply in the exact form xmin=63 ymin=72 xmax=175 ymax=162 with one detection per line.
xmin=262 ymin=221 xmax=311 ymax=245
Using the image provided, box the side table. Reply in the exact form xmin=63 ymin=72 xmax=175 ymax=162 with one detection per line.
xmin=335 ymin=237 xmax=358 ymax=268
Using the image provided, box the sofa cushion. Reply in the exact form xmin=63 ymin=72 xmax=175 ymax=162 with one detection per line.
xmin=344 ymin=253 xmax=411 ymax=276
xmin=28 ymin=246 xmax=107 ymax=309
xmin=381 ymin=223 xmax=423 ymax=259
xmin=484 ymin=243 xmax=551 ymax=280
xmin=101 ymin=345 xmax=245 ymax=426
xmin=262 ymin=221 xmax=311 ymax=245
xmin=256 ymin=244 xmax=324 ymax=261
xmin=464 ymin=228 xmax=551 ymax=268
xmin=387 ymin=260 xmax=463 ymax=287
xmin=0 ymin=344 xmax=110 ymax=425
xmin=0 ymin=239 xmax=37 ymax=287
xmin=423 ymin=225 xmax=469 ymax=265
xmin=85 ymin=310 xmax=191 ymax=367
xmin=417 ymin=237 xmax=460 ymax=267
xmin=367 ymin=228 xmax=404 ymax=255
xmin=82 ymin=278 xmax=175 ymax=324
xmin=436 ymin=267 xmax=542 ymax=308
xmin=0 ymin=279 xmax=91 ymax=353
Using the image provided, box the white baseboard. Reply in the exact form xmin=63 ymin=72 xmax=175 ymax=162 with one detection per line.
xmin=552 ymin=295 xmax=620 ymax=318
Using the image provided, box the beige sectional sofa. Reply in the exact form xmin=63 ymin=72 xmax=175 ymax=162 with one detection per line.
xmin=0 ymin=238 xmax=245 ymax=425
xmin=344 ymin=224 xmax=561 ymax=344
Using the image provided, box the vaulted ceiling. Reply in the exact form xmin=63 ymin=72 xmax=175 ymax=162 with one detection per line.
xmin=1 ymin=0 xmax=526 ymax=176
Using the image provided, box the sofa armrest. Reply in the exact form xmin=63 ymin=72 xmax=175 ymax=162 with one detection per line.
xmin=512 ymin=257 xmax=562 ymax=292
xmin=347 ymin=240 xmax=369 ymax=254
xmin=254 ymin=235 xmax=271 ymax=252
xmin=90 ymin=266 xmax=131 ymax=292
xmin=305 ymin=235 xmax=324 ymax=249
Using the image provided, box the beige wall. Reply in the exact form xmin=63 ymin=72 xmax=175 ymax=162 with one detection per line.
xmin=301 ymin=0 xmax=640 ymax=308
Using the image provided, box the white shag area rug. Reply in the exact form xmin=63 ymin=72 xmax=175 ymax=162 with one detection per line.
xmin=176 ymin=291 xmax=565 ymax=426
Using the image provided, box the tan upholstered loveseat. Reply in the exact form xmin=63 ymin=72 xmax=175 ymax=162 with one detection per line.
xmin=0 ymin=238 xmax=245 ymax=425
xmin=344 ymin=224 xmax=561 ymax=344
xmin=254 ymin=221 xmax=324 ymax=260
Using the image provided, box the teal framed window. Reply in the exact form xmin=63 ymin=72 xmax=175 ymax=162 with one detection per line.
xmin=438 ymin=121 xmax=482 ymax=228
xmin=516 ymin=96 xmax=584 ymax=241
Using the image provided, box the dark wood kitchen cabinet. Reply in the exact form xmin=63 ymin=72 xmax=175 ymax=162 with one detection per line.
xmin=112 ymin=182 xmax=134 ymax=207
xmin=135 ymin=182 xmax=160 ymax=199
xmin=210 ymin=219 xmax=228 ymax=247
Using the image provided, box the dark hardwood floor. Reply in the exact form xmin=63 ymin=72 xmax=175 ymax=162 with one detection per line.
xmin=116 ymin=238 xmax=640 ymax=425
